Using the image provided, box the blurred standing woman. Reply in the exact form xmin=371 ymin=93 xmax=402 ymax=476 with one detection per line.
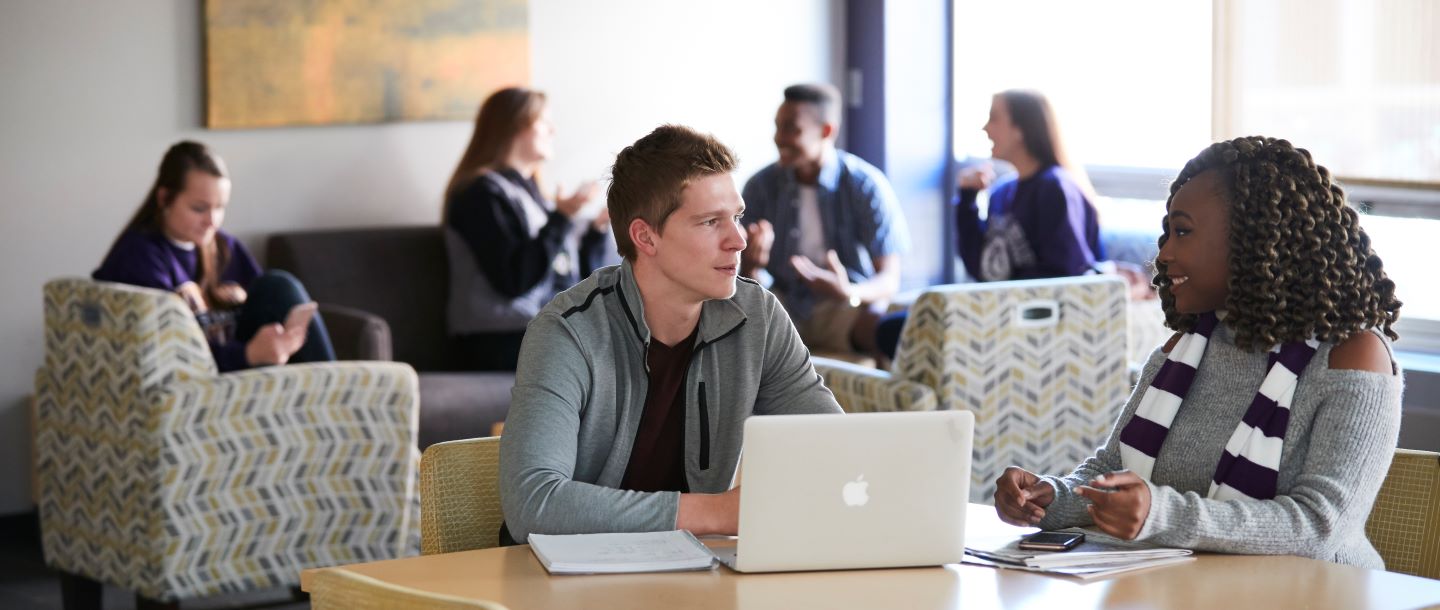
xmin=443 ymin=87 xmax=611 ymax=371
xmin=94 ymin=141 xmax=335 ymax=371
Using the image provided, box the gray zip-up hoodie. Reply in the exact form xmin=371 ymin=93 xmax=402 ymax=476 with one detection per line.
xmin=499 ymin=260 xmax=843 ymax=542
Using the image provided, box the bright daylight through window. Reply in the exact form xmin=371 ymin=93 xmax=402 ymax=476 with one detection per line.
xmin=953 ymin=0 xmax=1440 ymax=337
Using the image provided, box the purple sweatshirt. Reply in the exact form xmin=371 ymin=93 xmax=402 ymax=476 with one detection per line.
xmin=956 ymin=165 xmax=1104 ymax=282
xmin=93 ymin=229 xmax=262 ymax=371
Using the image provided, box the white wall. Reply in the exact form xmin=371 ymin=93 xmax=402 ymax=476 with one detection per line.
xmin=0 ymin=0 xmax=843 ymax=515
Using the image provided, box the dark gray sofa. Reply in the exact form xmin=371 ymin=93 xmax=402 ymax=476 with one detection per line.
xmin=267 ymin=226 xmax=512 ymax=448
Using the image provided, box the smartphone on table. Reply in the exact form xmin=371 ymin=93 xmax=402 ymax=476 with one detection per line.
xmin=1018 ymin=531 xmax=1086 ymax=552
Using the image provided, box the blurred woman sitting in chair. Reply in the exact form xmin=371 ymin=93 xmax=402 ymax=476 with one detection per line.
xmin=94 ymin=140 xmax=334 ymax=371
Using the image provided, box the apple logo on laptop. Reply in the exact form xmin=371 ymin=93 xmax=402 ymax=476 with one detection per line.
xmin=842 ymin=475 xmax=869 ymax=507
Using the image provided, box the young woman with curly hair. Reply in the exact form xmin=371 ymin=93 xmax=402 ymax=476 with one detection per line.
xmin=992 ymin=136 xmax=1403 ymax=568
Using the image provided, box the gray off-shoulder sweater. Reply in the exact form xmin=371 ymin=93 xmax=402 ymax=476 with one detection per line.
xmin=1038 ymin=323 xmax=1403 ymax=568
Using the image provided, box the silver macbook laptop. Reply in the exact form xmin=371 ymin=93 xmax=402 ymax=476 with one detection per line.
xmin=714 ymin=410 xmax=973 ymax=572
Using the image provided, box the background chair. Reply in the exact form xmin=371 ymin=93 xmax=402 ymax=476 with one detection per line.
xmin=420 ymin=437 xmax=503 ymax=555
xmin=33 ymin=278 xmax=422 ymax=608
xmin=308 ymin=568 xmax=507 ymax=610
xmin=815 ymin=275 xmax=1130 ymax=503
xmin=1366 ymin=448 xmax=1440 ymax=579
xmin=268 ymin=226 xmax=515 ymax=448
xmin=811 ymin=357 xmax=937 ymax=413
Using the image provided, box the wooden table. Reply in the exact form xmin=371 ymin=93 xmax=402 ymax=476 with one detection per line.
xmin=302 ymin=505 xmax=1440 ymax=609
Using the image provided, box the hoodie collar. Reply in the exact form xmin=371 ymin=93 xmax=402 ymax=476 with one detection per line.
xmin=615 ymin=259 xmax=748 ymax=348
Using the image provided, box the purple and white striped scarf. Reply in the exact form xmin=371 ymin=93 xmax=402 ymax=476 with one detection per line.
xmin=1118 ymin=312 xmax=1319 ymax=501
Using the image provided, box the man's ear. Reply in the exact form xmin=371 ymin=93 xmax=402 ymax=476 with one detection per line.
xmin=629 ymin=217 xmax=659 ymax=257
xmin=821 ymin=121 xmax=837 ymax=141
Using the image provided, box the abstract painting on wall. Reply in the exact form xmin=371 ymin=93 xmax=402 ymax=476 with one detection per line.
xmin=204 ymin=0 xmax=529 ymax=128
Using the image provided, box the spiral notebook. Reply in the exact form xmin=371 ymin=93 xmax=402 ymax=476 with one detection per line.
xmin=528 ymin=530 xmax=717 ymax=575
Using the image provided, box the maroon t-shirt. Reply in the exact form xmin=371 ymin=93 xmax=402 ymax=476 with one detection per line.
xmin=620 ymin=329 xmax=697 ymax=493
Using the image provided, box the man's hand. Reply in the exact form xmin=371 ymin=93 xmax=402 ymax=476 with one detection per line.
xmin=740 ymin=220 xmax=774 ymax=278
xmin=676 ymin=487 xmax=740 ymax=536
xmin=244 ymin=322 xmax=308 ymax=367
xmin=994 ymin=466 xmax=1055 ymax=526
xmin=1076 ymin=470 xmax=1152 ymax=540
xmin=790 ymin=250 xmax=852 ymax=302
xmin=1112 ymin=261 xmax=1157 ymax=301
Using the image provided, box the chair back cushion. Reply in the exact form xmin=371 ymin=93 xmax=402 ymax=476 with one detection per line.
xmin=42 ymin=278 xmax=215 ymax=385
xmin=894 ymin=275 xmax=1129 ymax=502
xmin=267 ymin=226 xmax=458 ymax=371
xmin=420 ymin=437 xmax=503 ymax=554
xmin=1365 ymin=449 xmax=1440 ymax=578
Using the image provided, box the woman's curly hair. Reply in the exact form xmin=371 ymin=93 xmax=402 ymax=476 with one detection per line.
xmin=1153 ymin=136 xmax=1401 ymax=350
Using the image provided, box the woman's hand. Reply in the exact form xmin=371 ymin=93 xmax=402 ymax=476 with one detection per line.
xmin=213 ymin=282 xmax=247 ymax=308
xmin=958 ymin=164 xmax=995 ymax=191
xmin=591 ymin=206 xmax=611 ymax=232
xmin=994 ymin=466 xmax=1055 ymax=526
xmin=175 ymin=282 xmax=208 ymax=313
xmin=556 ymin=180 xmax=602 ymax=218
xmin=1076 ymin=470 xmax=1152 ymax=540
xmin=244 ymin=322 xmax=307 ymax=367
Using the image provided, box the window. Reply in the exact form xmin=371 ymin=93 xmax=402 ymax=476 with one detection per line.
xmin=951 ymin=0 xmax=1440 ymax=347
xmin=1218 ymin=0 xmax=1440 ymax=187
xmin=951 ymin=1 xmax=1211 ymax=172
xmin=953 ymin=0 xmax=1440 ymax=186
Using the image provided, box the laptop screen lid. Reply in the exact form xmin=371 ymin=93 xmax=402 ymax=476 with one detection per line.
xmin=727 ymin=410 xmax=973 ymax=572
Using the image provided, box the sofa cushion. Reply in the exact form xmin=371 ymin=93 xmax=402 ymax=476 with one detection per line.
xmin=268 ymin=226 xmax=460 ymax=371
xmin=417 ymin=372 xmax=514 ymax=448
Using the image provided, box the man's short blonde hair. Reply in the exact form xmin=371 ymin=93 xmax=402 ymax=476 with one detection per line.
xmin=608 ymin=125 xmax=739 ymax=260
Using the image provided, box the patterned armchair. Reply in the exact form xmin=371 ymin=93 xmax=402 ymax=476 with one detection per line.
xmin=814 ymin=275 xmax=1131 ymax=503
xmin=33 ymin=278 xmax=422 ymax=606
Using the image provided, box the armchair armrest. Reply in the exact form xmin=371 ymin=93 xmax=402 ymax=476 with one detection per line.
xmin=812 ymin=356 xmax=938 ymax=413
xmin=319 ymin=303 xmax=392 ymax=361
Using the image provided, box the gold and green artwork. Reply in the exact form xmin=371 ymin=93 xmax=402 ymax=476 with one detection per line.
xmin=204 ymin=0 xmax=529 ymax=128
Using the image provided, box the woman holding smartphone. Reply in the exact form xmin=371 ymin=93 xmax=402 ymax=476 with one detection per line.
xmin=442 ymin=87 xmax=612 ymax=371
xmin=94 ymin=140 xmax=335 ymax=371
xmin=994 ymin=136 xmax=1402 ymax=568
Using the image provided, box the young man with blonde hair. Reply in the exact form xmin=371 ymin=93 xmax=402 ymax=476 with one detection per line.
xmin=499 ymin=125 xmax=842 ymax=543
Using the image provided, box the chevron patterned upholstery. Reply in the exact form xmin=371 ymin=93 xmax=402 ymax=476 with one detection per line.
xmin=420 ymin=437 xmax=503 ymax=555
xmin=34 ymin=278 xmax=423 ymax=602
xmin=839 ymin=276 xmax=1130 ymax=503
xmin=812 ymin=357 xmax=937 ymax=413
